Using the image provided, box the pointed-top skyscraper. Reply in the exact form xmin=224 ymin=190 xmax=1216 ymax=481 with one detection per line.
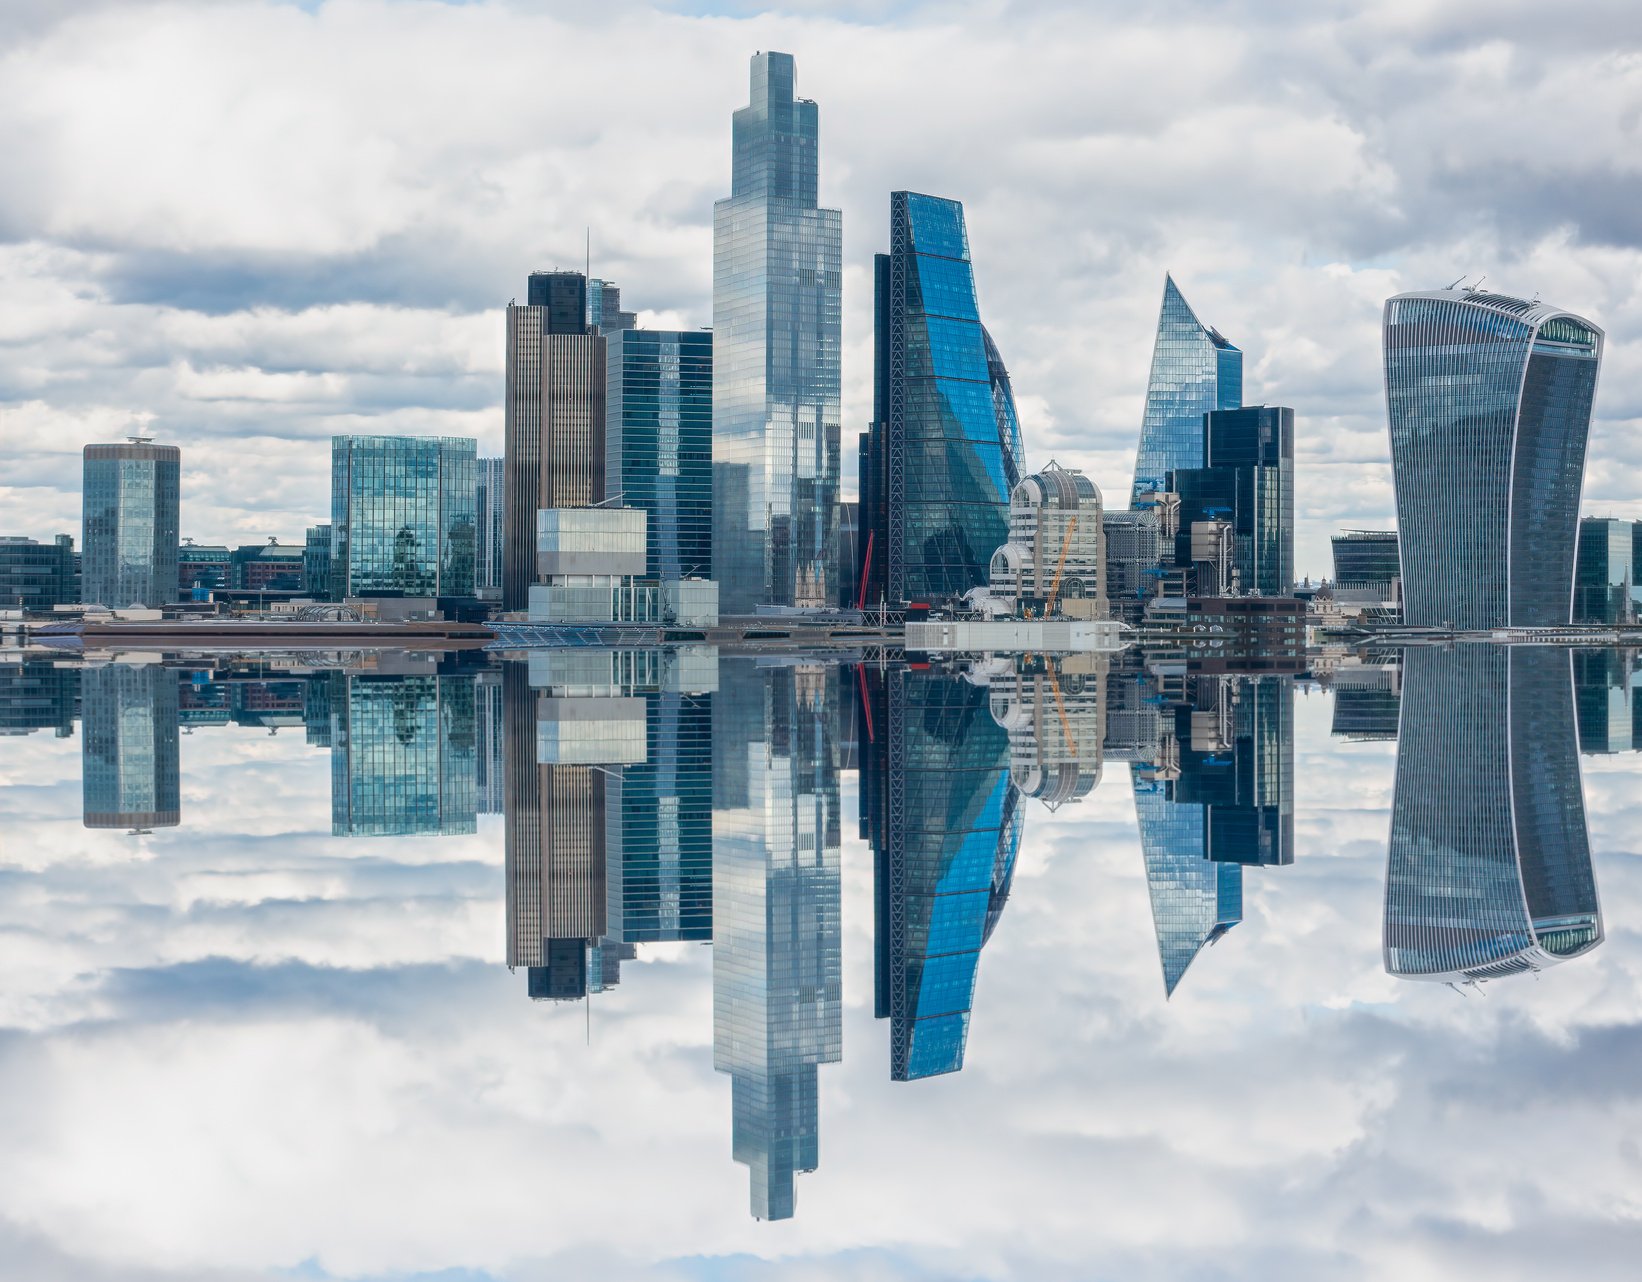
xmin=712 ymin=52 xmax=842 ymax=612
xmin=1131 ymin=275 xmax=1242 ymax=506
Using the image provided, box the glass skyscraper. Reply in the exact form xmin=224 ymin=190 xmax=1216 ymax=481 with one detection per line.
xmin=1384 ymin=289 xmax=1603 ymax=629
xmin=1170 ymin=405 xmax=1294 ymax=596
xmin=712 ymin=52 xmax=842 ymax=612
xmin=1133 ymin=768 xmax=1242 ymax=997
xmin=1131 ymin=275 xmax=1242 ymax=506
xmin=82 ymin=663 xmax=180 ymax=830
xmin=330 ymin=435 xmax=477 ymax=599
xmin=712 ymin=660 xmax=841 ymax=1220
xmin=607 ymin=328 xmax=714 ymax=581
xmin=859 ymin=192 xmax=1025 ymax=604
xmin=82 ymin=441 xmax=181 ymax=608
xmin=1385 ymin=646 xmax=1601 ymax=982
xmin=860 ymin=667 xmax=1022 ymax=1080
xmin=329 ymin=671 xmax=477 ymax=837
xmin=606 ymin=683 xmax=713 ymax=944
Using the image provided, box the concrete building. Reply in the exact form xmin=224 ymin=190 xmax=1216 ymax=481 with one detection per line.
xmin=988 ymin=463 xmax=1104 ymax=619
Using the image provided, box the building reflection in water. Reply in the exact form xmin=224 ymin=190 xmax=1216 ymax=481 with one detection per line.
xmin=859 ymin=664 xmax=1022 ymax=1083
xmin=328 ymin=657 xmax=477 ymax=838
xmin=82 ymin=662 xmax=181 ymax=830
xmin=712 ymin=659 xmax=841 ymax=1220
xmin=1385 ymin=646 xmax=1602 ymax=983
xmin=1124 ymin=663 xmax=1294 ymax=996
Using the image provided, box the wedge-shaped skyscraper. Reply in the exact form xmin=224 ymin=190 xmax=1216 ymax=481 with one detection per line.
xmin=1384 ymin=289 xmax=1603 ymax=629
xmin=1131 ymin=275 xmax=1242 ymax=506
xmin=859 ymin=192 xmax=1025 ymax=605
xmin=1385 ymin=646 xmax=1601 ymax=982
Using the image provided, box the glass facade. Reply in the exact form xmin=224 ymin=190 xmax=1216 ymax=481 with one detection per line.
xmin=330 ymin=435 xmax=477 ymax=599
xmin=862 ymin=667 xmax=1021 ymax=1080
xmin=606 ymin=687 xmax=713 ymax=944
xmin=302 ymin=525 xmax=332 ymax=600
xmin=712 ymin=660 xmax=841 ymax=1220
xmin=1384 ymin=290 xmax=1603 ymax=628
xmin=1574 ymin=517 xmax=1634 ymax=625
xmin=329 ymin=671 xmax=476 ymax=837
xmin=1171 ymin=406 xmax=1294 ymax=596
xmin=1131 ymin=276 xmax=1241 ymax=506
xmin=863 ymin=192 xmax=1026 ymax=603
xmin=82 ymin=442 xmax=181 ymax=609
xmin=82 ymin=663 xmax=180 ymax=829
xmin=0 ymin=535 xmax=77 ymax=611
xmin=712 ymin=52 xmax=842 ymax=612
xmin=607 ymin=328 xmax=714 ymax=581
xmin=475 ymin=457 xmax=504 ymax=600
xmin=1385 ymin=646 xmax=1601 ymax=981
xmin=1331 ymin=530 xmax=1400 ymax=589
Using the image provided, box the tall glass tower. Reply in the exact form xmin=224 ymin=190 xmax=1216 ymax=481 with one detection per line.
xmin=860 ymin=192 xmax=1025 ymax=604
xmin=82 ymin=664 xmax=180 ymax=830
xmin=712 ymin=660 xmax=841 ymax=1220
xmin=859 ymin=667 xmax=1022 ymax=1080
xmin=1384 ymin=289 xmax=1603 ymax=629
xmin=82 ymin=441 xmax=181 ymax=608
xmin=712 ymin=52 xmax=842 ymax=612
xmin=1385 ymin=646 xmax=1601 ymax=982
xmin=607 ymin=328 xmax=714 ymax=581
xmin=1130 ymin=275 xmax=1242 ymax=506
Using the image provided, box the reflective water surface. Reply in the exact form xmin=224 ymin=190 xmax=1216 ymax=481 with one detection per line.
xmin=2 ymin=645 xmax=1640 ymax=1280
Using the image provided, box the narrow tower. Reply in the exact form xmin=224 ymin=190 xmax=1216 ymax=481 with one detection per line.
xmin=711 ymin=52 xmax=842 ymax=613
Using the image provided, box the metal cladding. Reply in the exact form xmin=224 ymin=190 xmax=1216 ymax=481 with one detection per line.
xmin=1384 ymin=289 xmax=1603 ymax=629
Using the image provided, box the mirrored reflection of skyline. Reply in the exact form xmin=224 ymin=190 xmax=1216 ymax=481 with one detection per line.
xmin=4 ymin=644 xmax=1639 ymax=1230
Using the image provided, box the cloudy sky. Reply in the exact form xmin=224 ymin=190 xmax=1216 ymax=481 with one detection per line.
xmin=1 ymin=663 xmax=1640 ymax=1280
xmin=2 ymin=0 xmax=1640 ymax=574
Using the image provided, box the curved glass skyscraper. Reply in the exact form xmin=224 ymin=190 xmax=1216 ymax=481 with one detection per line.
xmin=1384 ymin=289 xmax=1604 ymax=629
xmin=1385 ymin=646 xmax=1601 ymax=982
xmin=1131 ymin=274 xmax=1242 ymax=506
xmin=859 ymin=192 xmax=1026 ymax=605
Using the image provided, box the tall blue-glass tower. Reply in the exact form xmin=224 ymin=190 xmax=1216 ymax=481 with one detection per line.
xmin=1384 ymin=289 xmax=1603 ymax=629
xmin=1385 ymin=646 xmax=1601 ymax=982
xmin=859 ymin=192 xmax=1024 ymax=605
xmin=712 ymin=52 xmax=842 ymax=612
xmin=859 ymin=667 xmax=1022 ymax=1080
xmin=1131 ymin=275 xmax=1242 ymax=506
xmin=607 ymin=328 xmax=714 ymax=582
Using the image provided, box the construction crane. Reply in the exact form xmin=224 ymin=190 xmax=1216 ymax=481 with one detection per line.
xmin=1046 ymin=660 xmax=1076 ymax=755
xmin=1044 ymin=515 xmax=1078 ymax=616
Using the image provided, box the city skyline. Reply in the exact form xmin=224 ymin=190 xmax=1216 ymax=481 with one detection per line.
xmin=6 ymin=6 xmax=1639 ymax=585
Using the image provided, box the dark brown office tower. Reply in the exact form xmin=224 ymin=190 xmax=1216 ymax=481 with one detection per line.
xmin=502 ymin=665 xmax=608 ymax=998
xmin=503 ymin=271 xmax=607 ymax=611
